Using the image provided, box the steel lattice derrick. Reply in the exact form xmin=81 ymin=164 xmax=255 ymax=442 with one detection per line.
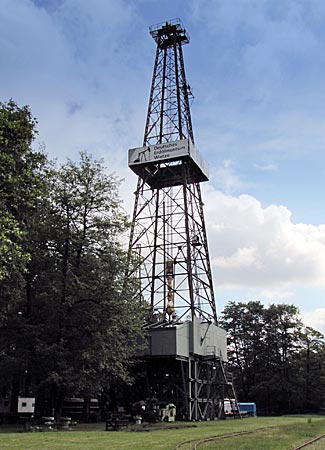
xmin=124 ymin=20 xmax=239 ymax=422
xmin=144 ymin=20 xmax=193 ymax=145
xmin=127 ymin=19 xmax=217 ymax=325
xmin=130 ymin=182 xmax=216 ymax=322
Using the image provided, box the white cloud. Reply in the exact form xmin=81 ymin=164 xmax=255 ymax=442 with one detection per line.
xmin=203 ymin=184 xmax=325 ymax=289
xmin=259 ymin=289 xmax=295 ymax=300
xmin=211 ymin=159 xmax=251 ymax=194
xmin=214 ymin=246 xmax=262 ymax=270
xmin=188 ymin=0 xmax=325 ymax=164
xmin=0 ymin=0 xmax=149 ymax=164
xmin=254 ymin=162 xmax=278 ymax=172
xmin=301 ymin=308 xmax=325 ymax=335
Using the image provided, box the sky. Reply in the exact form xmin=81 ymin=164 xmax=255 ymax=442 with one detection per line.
xmin=2 ymin=0 xmax=325 ymax=333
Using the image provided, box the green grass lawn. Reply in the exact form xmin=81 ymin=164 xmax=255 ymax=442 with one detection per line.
xmin=0 ymin=416 xmax=324 ymax=450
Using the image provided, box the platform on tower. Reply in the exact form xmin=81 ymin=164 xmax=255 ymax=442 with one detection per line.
xmin=149 ymin=19 xmax=190 ymax=48
xmin=128 ymin=139 xmax=209 ymax=188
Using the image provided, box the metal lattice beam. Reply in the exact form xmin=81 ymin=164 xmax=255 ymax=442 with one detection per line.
xmin=127 ymin=19 xmax=216 ymax=325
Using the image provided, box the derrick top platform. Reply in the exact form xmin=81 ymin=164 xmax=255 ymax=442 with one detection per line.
xmin=149 ymin=18 xmax=190 ymax=48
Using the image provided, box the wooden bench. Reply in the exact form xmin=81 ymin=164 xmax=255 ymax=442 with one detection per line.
xmin=105 ymin=416 xmax=130 ymax=431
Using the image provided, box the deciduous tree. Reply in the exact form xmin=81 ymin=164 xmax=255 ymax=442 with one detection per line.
xmin=219 ymin=301 xmax=325 ymax=414
xmin=28 ymin=153 xmax=144 ymax=418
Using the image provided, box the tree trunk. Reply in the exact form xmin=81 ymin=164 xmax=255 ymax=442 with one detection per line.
xmin=83 ymin=397 xmax=91 ymax=422
xmin=10 ymin=379 xmax=20 ymax=414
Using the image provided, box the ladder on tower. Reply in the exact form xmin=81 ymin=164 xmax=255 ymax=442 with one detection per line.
xmin=218 ymin=359 xmax=241 ymax=419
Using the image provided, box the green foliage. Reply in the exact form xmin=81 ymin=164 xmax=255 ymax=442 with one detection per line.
xmin=23 ymin=152 xmax=143 ymax=416
xmin=0 ymin=211 xmax=29 ymax=280
xmin=0 ymin=101 xmax=144 ymax=419
xmin=220 ymin=301 xmax=325 ymax=414
xmin=0 ymin=100 xmax=46 ymax=282
xmin=0 ymin=99 xmax=45 ymax=216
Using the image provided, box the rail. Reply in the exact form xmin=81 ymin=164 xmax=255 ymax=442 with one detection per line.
xmin=175 ymin=427 xmax=325 ymax=450
xmin=293 ymin=434 xmax=325 ymax=449
xmin=175 ymin=427 xmax=275 ymax=450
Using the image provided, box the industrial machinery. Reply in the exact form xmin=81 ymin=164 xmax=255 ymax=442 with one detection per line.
xmin=127 ymin=19 xmax=239 ymax=421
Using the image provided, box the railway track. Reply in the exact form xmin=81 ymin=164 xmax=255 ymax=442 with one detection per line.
xmin=293 ymin=434 xmax=325 ymax=449
xmin=175 ymin=427 xmax=325 ymax=450
xmin=175 ymin=427 xmax=274 ymax=450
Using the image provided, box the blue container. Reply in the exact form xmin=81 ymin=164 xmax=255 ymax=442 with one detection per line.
xmin=238 ymin=402 xmax=257 ymax=417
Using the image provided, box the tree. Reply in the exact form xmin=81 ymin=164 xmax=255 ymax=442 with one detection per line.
xmin=0 ymin=101 xmax=144 ymax=419
xmin=220 ymin=301 xmax=312 ymax=414
xmin=27 ymin=152 xmax=144 ymax=418
xmin=219 ymin=301 xmax=265 ymax=400
xmin=292 ymin=326 xmax=325 ymax=412
xmin=260 ymin=304 xmax=302 ymax=413
xmin=0 ymin=212 xmax=27 ymax=280
xmin=0 ymin=99 xmax=46 ymax=280
xmin=0 ymin=100 xmax=49 ymax=412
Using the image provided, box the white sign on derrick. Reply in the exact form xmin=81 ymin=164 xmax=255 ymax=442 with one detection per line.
xmin=128 ymin=138 xmax=209 ymax=181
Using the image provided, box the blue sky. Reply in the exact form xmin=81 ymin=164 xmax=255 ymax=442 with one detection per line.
xmin=2 ymin=0 xmax=325 ymax=333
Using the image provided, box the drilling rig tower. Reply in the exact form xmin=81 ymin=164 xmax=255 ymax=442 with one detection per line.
xmin=127 ymin=19 xmax=239 ymax=421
